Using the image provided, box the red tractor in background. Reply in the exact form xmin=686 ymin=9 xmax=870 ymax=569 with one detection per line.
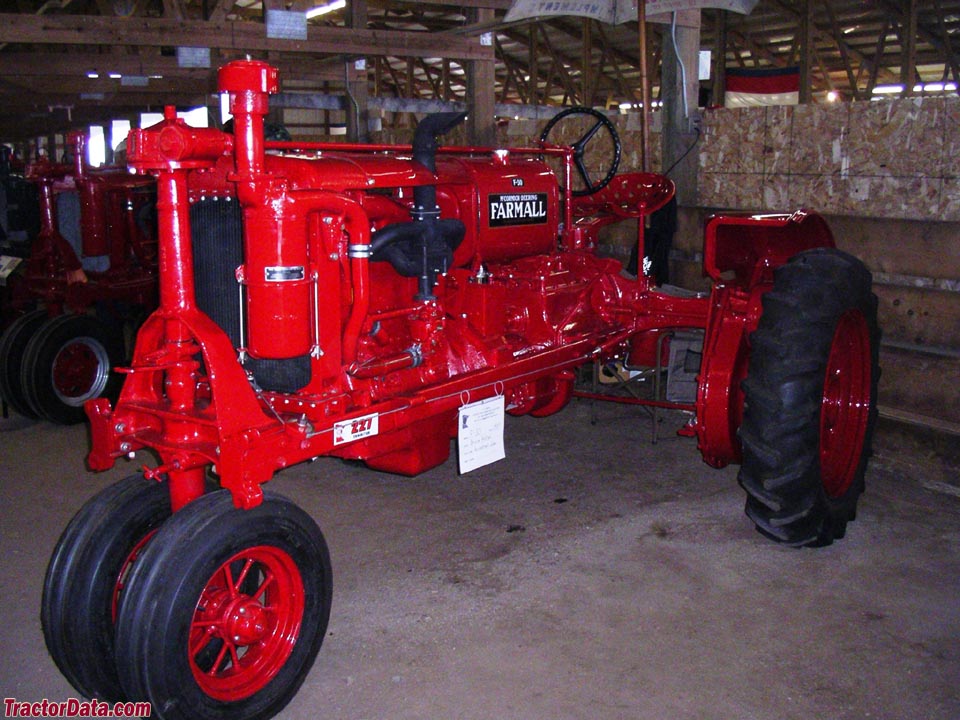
xmin=41 ymin=60 xmax=880 ymax=720
xmin=0 ymin=132 xmax=157 ymax=424
xmin=0 ymin=144 xmax=40 ymax=257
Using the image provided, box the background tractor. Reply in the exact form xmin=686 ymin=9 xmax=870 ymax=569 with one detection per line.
xmin=0 ymin=132 xmax=157 ymax=424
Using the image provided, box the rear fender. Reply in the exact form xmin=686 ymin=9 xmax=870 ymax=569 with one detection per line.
xmin=703 ymin=210 xmax=834 ymax=289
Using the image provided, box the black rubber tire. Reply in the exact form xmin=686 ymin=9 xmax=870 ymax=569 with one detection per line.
xmin=539 ymin=106 xmax=621 ymax=196
xmin=0 ymin=308 xmax=47 ymax=418
xmin=115 ymin=490 xmax=333 ymax=720
xmin=738 ymin=248 xmax=880 ymax=547
xmin=41 ymin=474 xmax=171 ymax=700
xmin=20 ymin=313 xmax=124 ymax=424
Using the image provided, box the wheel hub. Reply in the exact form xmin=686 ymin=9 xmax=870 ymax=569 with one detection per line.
xmin=224 ymin=598 xmax=270 ymax=645
xmin=51 ymin=336 xmax=110 ymax=405
xmin=189 ymin=546 xmax=305 ymax=702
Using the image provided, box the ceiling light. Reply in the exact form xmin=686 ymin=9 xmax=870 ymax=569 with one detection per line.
xmin=305 ymin=0 xmax=345 ymax=19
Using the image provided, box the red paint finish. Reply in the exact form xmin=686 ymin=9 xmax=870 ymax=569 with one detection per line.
xmin=820 ymin=310 xmax=872 ymax=498
xmin=189 ymin=546 xmax=305 ymax=701
xmin=85 ymin=59 xmax=840 ymax=514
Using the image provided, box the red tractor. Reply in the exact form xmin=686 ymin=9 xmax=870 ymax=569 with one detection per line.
xmin=0 ymin=132 xmax=157 ymax=424
xmin=42 ymin=60 xmax=879 ymax=720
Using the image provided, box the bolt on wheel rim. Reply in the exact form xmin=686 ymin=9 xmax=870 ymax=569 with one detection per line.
xmin=50 ymin=336 xmax=111 ymax=406
xmin=819 ymin=310 xmax=871 ymax=498
xmin=189 ymin=545 xmax=305 ymax=701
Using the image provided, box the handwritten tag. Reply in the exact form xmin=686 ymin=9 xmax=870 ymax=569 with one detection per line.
xmin=457 ymin=395 xmax=506 ymax=474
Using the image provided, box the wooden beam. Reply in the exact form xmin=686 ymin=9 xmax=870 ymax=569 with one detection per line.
xmin=465 ymin=7 xmax=496 ymax=145
xmin=822 ymin=0 xmax=860 ymax=100
xmin=0 ymin=13 xmax=493 ymax=61
xmin=345 ymin=0 xmax=369 ymax=141
xmin=595 ymin=23 xmax=634 ymax=102
xmin=798 ymin=0 xmax=813 ymax=103
xmin=536 ymin=24 xmax=579 ymax=103
xmin=711 ymin=9 xmax=726 ymax=106
xmin=0 ymin=52 xmax=354 ymax=84
xmin=866 ymin=18 xmax=890 ymax=96
xmin=933 ymin=0 xmax=960 ymax=88
xmin=207 ymin=0 xmax=238 ymax=22
xmin=900 ymin=0 xmax=917 ymax=96
xmin=162 ymin=0 xmax=186 ymax=21
xmin=528 ymin=23 xmax=538 ymax=104
xmin=769 ymin=0 xmax=897 ymax=83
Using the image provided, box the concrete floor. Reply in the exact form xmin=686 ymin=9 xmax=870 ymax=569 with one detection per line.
xmin=1 ymin=399 xmax=958 ymax=720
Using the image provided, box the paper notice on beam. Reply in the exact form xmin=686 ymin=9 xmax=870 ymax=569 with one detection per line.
xmin=0 ymin=255 xmax=22 ymax=287
xmin=504 ymin=0 xmax=758 ymax=25
xmin=458 ymin=395 xmax=506 ymax=474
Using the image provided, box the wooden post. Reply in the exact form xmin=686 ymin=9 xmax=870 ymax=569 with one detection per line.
xmin=798 ymin=0 xmax=812 ymax=103
xmin=466 ymin=8 xmax=496 ymax=146
xmin=901 ymin=0 xmax=917 ymax=97
xmin=346 ymin=0 xmax=369 ymax=142
xmin=638 ymin=0 xmax=650 ymax=172
xmin=711 ymin=10 xmax=727 ymax=108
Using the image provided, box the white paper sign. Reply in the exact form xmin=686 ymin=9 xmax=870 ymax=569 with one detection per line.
xmin=458 ymin=395 xmax=506 ymax=474
xmin=0 ymin=255 xmax=23 ymax=286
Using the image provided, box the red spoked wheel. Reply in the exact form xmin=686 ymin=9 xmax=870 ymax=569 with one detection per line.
xmin=819 ymin=310 xmax=872 ymax=499
xmin=42 ymin=475 xmax=171 ymax=701
xmin=190 ymin=547 xmax=305 ymax=701
xmin=111 ymin=529 xmax=158 ymax=623
xmin=738 ymin=248 xmax=880 ymax=547
xmin=115 ymin=490 xmax=332 ymax=720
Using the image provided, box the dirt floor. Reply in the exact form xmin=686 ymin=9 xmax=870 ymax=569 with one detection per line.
xmin=1 ymin=399 xmax=958 ymax=720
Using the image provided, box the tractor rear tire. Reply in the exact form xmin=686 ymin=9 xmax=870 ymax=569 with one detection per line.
xmin=21 ymin=313 xmax=124 ymax=424
xmin=738 ymin=248 xmax=880 ymax=547
xmin=115 ymin=490 xmax=332 ymax=720
xmin=0 ymin=309 xmax=47 ymax=418
xmin=41 ymin=474 xmax=171 ymax=700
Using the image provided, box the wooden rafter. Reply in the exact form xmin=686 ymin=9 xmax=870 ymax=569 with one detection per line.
xmin=932 ymin=0 xmax=960 ymax=87
xmin=823 ymin=0 xmax=860 ymax=99
xmin=0 ymin=12 xmax=493 ymax=61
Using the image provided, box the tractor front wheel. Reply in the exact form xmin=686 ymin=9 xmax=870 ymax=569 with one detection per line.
xmin=41 ymin=474 xmax=171 ymax=700
xmin=738 ymin=248 xmax=880 ymax=547
xmin=115 ymin=490 xmax=332 ymax=720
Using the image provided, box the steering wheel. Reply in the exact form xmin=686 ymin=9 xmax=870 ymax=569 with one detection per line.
xmin=539 ymin=107 xmax=622 ymax=197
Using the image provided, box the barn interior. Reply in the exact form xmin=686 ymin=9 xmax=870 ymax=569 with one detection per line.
xmin=0 ymin=1 xmax=958 ymax=719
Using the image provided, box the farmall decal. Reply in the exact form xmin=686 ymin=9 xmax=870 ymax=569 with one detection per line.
xmin=488 ymin=192 xmax=548 ymax=227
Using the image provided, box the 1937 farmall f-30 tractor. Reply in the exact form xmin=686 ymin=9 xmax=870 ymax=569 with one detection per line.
xmin=41 ymin=60 xmax=880 ymax=720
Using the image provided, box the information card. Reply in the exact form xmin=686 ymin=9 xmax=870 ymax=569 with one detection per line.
xmin=457 ymin=395 xmax=506 ymax=474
